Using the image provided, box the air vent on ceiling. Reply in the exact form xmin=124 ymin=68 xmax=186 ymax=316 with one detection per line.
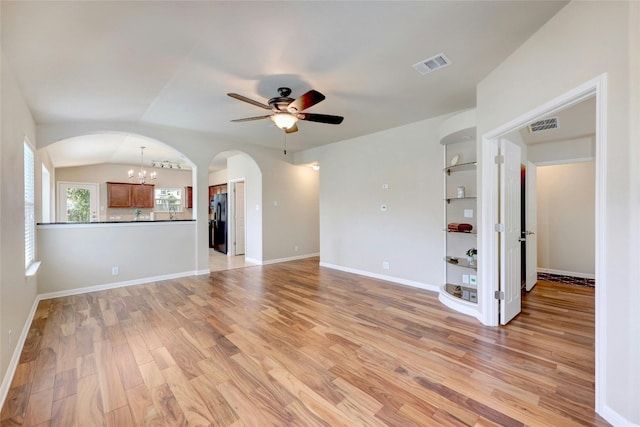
xmin=412 ymin=53 xmax=451 ymax=75
xmin=529 ymin=117 xmax=559 ymax=133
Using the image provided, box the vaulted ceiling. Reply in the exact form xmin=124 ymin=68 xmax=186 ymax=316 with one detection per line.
xmin=1 ymin=1 xmax=568 ymax=167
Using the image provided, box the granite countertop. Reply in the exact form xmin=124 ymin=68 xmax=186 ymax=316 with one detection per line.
xmin=37 ymin=219 xmax=196 ymax=225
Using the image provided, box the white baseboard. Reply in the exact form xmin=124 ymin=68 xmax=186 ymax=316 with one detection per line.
xmin=599 ymin=404 xmax=639 ymax=427
xmin=537 ymin=267 xmax=595 ymax=280
xmin=0 ymin=297 xmax=40 ymax=411
xmin=248 ymin=252 xmax=320 ymax=266
xmin=38 ymin=270 xmax=199 ymax=300
xmin=319 ymin=262 xmax=439 ymax=293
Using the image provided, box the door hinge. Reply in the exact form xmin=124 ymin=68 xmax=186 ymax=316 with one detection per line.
xmin=495 ymin=223 xmax=504 ymax=232
xmin=495 ymin=290 xmax=505 ymax=300
xmin=495 ymin=154 xmax=504 ymax=164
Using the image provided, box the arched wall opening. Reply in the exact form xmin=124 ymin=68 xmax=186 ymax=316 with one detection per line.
xmin=39 ymin=132 xmax=197 ymax=223
xmin=209 ymin=150 xmax=263 ymax=264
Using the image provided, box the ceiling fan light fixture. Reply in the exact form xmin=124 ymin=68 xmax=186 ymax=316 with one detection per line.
xmin=271 ymin=113 xmax=298 ymax=130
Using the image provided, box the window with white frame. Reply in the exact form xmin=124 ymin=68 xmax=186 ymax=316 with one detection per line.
xmin=41 ymin=164 xmax=51 ymax=223
xmin=154 ymin=188 xmax=183 ymax=212
xmin=24 ymin=140 xmax=35 ymax=268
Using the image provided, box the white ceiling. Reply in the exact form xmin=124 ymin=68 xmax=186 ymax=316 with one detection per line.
xmin=1 ymin=1 xmax=569 ymax=168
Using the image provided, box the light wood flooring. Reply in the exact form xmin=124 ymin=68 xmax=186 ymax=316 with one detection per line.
xmin=209 ymin=250 xmax=257 ymax=272
xmin=1 ymin=258 xmax=609 ymax=426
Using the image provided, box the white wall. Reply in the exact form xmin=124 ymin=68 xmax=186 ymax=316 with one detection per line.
xmin=528 ymin=135 xmax=595 ymax=165
xmin=476 ymin=2 xmax=638 ymax=424
xmin=0 ymin=50 xmax=38 ymax=394
xmin=37 ymin=222 xmax=196 ymax=295
xmin=209 ymin=169 xmax=227 ymax=186
xmin=536 ymin=162 xmax=595 ymax=277
xmin=296 ymin=114 xmax=449 ymax=289
xmin=227 ymin=154 xmax=263 ymax=262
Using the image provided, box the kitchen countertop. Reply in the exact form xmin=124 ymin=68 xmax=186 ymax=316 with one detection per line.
xmin=37 ymin=219 xmax=196 ymax=225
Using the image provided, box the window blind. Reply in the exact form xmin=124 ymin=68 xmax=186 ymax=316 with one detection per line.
xmin=24 ymin=141 xmax=35 ymax=268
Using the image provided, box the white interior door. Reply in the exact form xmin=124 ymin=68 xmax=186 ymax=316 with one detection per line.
xmin=58 ymin=182 xmax=99 ymax=222
xmin=525 ymin=161 xmax=538 ymax=291
xmin=235 ymin=181 xmax=246 ymax=255
xmin=500 ymin=139 xmax=522 ymax=325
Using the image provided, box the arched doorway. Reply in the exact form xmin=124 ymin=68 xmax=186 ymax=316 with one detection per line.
xmin=209 ymin=150 xmax=262 ymax=271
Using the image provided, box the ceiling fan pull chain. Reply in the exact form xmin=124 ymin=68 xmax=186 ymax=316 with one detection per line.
xmin=283 ymin=131 xmax=287 ymax=155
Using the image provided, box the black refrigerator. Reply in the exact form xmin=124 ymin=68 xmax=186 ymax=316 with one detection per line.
xmin=211 ymin=193 xmax=227 ymax=254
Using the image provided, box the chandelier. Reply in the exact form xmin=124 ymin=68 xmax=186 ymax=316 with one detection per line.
xmin=128 ymin=146 xmax=157 ymax=184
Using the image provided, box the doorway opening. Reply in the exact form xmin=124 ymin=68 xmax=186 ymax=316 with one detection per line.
xmin=208 ymin=151 xmax=262 ymax=272
xmin=480 ymin=74 xmax=605 ymax=412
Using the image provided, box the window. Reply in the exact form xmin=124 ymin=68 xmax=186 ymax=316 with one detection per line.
xmin=24 ymin=140 xmax=35 ymax=268
xmin=154 ymin=188 xmax=183 ymax=212
xmin=41 ymin=164 xmax=51 ymax=223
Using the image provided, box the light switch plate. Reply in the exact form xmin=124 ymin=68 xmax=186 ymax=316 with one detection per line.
xmin=464 ymin=209 xmax=474 ymax=218
xmin=462 ymin=274 xmax=469 ymax=284
xmin=470 ymin=275 xmax=477 ymax=285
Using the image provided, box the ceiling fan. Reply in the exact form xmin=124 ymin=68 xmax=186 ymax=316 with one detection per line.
xmin=227 ymin=87 xmax=344 ymax=134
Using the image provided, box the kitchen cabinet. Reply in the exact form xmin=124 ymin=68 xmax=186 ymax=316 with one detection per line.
xmin=131 ymin=184 xmax=154 ymax=208
xmin=107 ymin=182 xmax=154 ymax=208
xmin=107 ymin=182 xmax=131 ymax=208
xmin=186 ymin=186 xmax=193 ymax=209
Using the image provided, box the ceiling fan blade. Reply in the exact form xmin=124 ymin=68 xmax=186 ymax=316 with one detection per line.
xmin=285 ymin=123 xmax=298 ymax=134
xmin=297 ymin=113 xmax=344 ymax=125
xmin=230 ymin=115 xmax=272 ymax=122
xmin=227 ymin=93 xmax=271 ymax=110
xmin=287 ymin=90 xmax=325 ymax=113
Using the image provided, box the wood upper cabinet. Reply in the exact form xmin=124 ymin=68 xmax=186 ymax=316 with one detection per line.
xmin=107 ymin=182 xmax=154 ymax=208
xmin=186 ymin=186 xmax=193 ymax=209
xmin=107 ymin=182 xmax=132 ymax=208
xmin=131 ymin=184 xmax=155 ymax=208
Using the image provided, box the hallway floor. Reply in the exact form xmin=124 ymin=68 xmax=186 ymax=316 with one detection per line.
xmin=209 ymin=249 xmax=257 ymax=272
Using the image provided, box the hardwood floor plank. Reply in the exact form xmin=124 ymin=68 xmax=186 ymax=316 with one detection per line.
xmin=2 ymin=260 xmax=609 ymax=426
xmin=23 ymin=387 xmax=53 ymax=425
xmin=93 ymin=340 xmax=128 ymax=413
xmin=190 ymin=373 xmax=239 ymax=426
xmin=162 ymin=364 xmax=216 ymax=425
xmin=50 ymin=394 xmax=77 ymax=427
xmin=124 ymin=383 xmax=156 ymax=427
xmin=149 ymin=383 xmax=186 ymax=426
xmin=76 ymin=374 xmax=104 ymax=426
xmin=111 ymin=343 xmax=144 ymax=390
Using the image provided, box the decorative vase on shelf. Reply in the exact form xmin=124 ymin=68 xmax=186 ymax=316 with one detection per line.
xmin=466 ymin=248 xmax=477 ymax=266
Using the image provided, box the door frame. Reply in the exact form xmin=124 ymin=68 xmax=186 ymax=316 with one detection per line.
xmin=57 ymin=181 xmax=100 ymax=222
xmin=479 ymin=74 xmax=606 ymax=411
xmin=227 ymin=178 xmax=246 ymax=256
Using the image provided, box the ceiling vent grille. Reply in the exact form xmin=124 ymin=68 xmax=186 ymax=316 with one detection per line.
xmin=529 ymin=117 xmax=559 ymax=133
xmin=413 ymin=53 xmax=451 ymax=75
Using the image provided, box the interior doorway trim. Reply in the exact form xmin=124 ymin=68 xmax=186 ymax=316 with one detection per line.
xmin=479 ymin=74 xmax=607 ymax=412
xmin=227 ymin=178 xmax=246 ymax=257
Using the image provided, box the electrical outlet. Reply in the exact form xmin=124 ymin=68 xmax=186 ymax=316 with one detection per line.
xmin=294 ymin=245 xmax=299 ymax=252
xmin=464 ymin=209 xmax=474 ymax=218
xmin=462 ymin=274 xmax=469 ymax=284
xmin=382 ymin=261 xmax=390 ymax=270
xmin=112 ymin=266 xmax=119 ymax=276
